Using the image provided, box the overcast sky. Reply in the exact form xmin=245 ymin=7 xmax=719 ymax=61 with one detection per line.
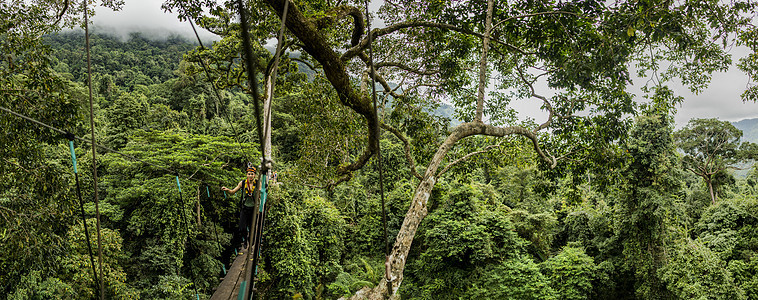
xmin=92 ymin=0 xmax=758 ymax=126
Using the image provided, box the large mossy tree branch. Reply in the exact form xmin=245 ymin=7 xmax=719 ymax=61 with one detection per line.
xmin=265 ymin=0 xmax=379 ymax=176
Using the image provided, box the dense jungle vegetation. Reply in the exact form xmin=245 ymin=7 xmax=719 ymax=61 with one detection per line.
xmin=2 ymin=0 xmax=758 ymax=299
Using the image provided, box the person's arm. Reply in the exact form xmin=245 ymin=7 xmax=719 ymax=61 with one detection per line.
xmin=222 ymin=180 xmax=244 ymax=194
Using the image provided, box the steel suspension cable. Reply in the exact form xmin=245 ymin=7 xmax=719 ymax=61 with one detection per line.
xmin=233 ymin=1 xmax=288 ymax=298
xmin=0 ymin=105 xmax=238 ymax=187
xmin=180 ymin=6 xmax=253 ymax=166
xmin=174 ymin=177 xmax=202 ymax=299
xmin=234 ymin=3 xmax=266 ymax=298
xmin=365 ymin=0 xmax=390 ymax=265
xmin=83 ymin=4 xmax=106 ymax=299
xmin=67 ymin=138 xmax=100 ymax=297
xmin=236 ymin=0 xmax=266 ymax=168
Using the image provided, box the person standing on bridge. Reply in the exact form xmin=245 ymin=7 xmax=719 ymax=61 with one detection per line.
xmin=221 ymin=163 xmax=259 ymax=253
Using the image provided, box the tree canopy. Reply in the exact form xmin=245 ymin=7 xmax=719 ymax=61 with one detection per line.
xmin=675 ymin=118 xmax=758 ymax=204
xmin=1 ymin=0 xmax=758 ymax=299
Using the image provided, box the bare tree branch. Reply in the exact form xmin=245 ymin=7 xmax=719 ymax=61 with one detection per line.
xmin=515 ymin=63 xmax=556 ymax=133
xmin=374 ymin=61 xmax=439 ymax=76
xmin=491 ymin=10 xmax=581 ymax=31
xmin=438 ymin=143 xmax=500 ymax=177
xmin=381 ymin=122 xmax=423 ymax=180
xmin=342 ymin=20 xmax=533 ymax=62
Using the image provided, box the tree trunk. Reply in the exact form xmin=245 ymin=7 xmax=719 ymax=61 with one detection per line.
xmin=707 ymin=177 xmax=716 ymax=205
xmin=264 ymin=0 xmax=287 ymax=168
xmin=475 ymin=0 xmax=494 ymax=122
xmin=261 ymin=1 xmax=554 ymax=298
xmin=348 ymin=122 xmax=537 ymax=299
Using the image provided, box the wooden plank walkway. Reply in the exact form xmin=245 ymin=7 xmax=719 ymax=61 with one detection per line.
xmin=210 ymin=249 xmax=251 ymax=300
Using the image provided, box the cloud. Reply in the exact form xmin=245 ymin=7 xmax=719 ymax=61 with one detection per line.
xmin=92 ymin=0 xmax=218 ymax=42
xmin=669 ymin=61 xmax=757 ymax=126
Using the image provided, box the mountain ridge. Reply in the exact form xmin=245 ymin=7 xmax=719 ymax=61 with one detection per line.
xmin=733 ymin=117 xmax=758 ymax=144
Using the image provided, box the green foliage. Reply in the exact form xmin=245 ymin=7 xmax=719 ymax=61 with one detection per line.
xmin=660 ymin=238 xmax=745 ymax=299
xmin=44 ymin=32 xmax=195 ymax=90
xmin=695 ymin=198 xmax=758 ymax=262
xmin=400 ymin=182 xmax=532 ymax=299
xmin=287 ymin=75 xmax=368 ymax=183
xmin=0 ymin=154 xmax=78 ymax=296
xmin=510 ymin=210 xmax=558 ymax=261
xmin=263 ymin=186 xmax=350 ymax=299
xmin=562 ymin=209 xmax=609 ymax=254
xmin=326 ymin=258 xmax=383 ymax=298
xmin=729 ymin=256 xmax=758 ymax=299
xmin=466 ymin=256 xmax=556 ymax=300
xmin=540 ymin=246 xmax=597 ymax=300
xmin=617 ymin=111 xmax=681 ymax=299
xmin=675 ymin=118 xmax=752 ymax=203
xmin=142 ymin=275 xmax=195 ymax=300
xmin=59 ymin=219 xmax=138 ymax=300
xmin=493 ymin=165 xmax=551 ymax=212
xmin=105 ymin=92 xmax=149 ymax=149
xmin=97 ymin=130 xmax=248 ymax=295
xmin=7 ymin=270 xmax=76 ymax=300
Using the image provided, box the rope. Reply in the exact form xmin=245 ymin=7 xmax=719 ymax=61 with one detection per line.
xmin=365 ymin=0 xmax=390 ymax=262
xmin=180 ymin=8 xmax=253 ymax=166
xmin=236 ymin=0 xmax=266 ymax=170
xmin=235 ymin=0 xmax=288 ymax=296
xmin=262 ymin=0 xmax=289 ymax=164
xmin=208 ymin=185 xmax=228 ymax=275
xmin=83 ymin=4 xmax=106 ymax=299
xmin=67 ymin=139 xmax=100 ymax=296
xmin=175 ymin=177 xmax=202 ymax=299
xmin=234 ymin=1 xmax=270 ymax=298
xmin=0 ymin=105 xmax=232 ymax=186
xmin=250 ymin=174 xmax=269 ymax=297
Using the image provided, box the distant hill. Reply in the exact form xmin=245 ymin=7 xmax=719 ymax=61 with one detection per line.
xmin=732 ymin=118 xmax=758 ymax=177
xmin=44 ymin=31 xmax=196 ymax=89
xmin=431 ymin=102 xmax=461 ymax=127
xmin=733 ymin=118 xmax=758 ymax=144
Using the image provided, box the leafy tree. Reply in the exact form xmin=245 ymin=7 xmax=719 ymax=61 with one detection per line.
xmin=162 ymin=0 xmax=758 ymax=297
xmin=262 ymin=186 xmax=350 ymax=299
xmin=695 ymin=198 xmax=758 ymax=263
xmin=465 ymin=255 xmax=556 ymax=300
xmin=675 ymin=118 xmax=756 ymax=204
xmin=540 ymin=246 xmax=597 ymax=300
xmin=660 ymin=238 xmax=744 ymax=300
xmin=105 ymin=91 xmax=148 ymax=149
xmin=617 ymin=111 xmax=681 ymax=299
xmin=6 ymin=270 xmax=76 ymax=300
xmin=399 ymin=182 xmax=535 ymax=299
xmin=59 ymin=219 xmax=139 ymax=299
